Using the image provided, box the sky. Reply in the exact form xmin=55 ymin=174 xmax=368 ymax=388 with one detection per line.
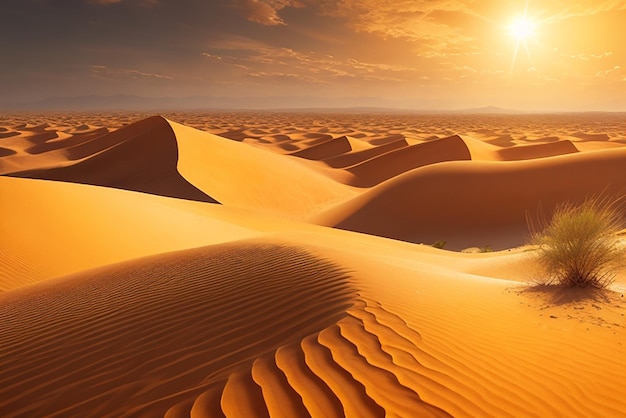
xmin=1 ymin=0 xmax=625 ymax=111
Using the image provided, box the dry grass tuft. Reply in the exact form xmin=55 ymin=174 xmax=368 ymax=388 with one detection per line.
xmin=530 ymin=197 xmax=625 ymax=288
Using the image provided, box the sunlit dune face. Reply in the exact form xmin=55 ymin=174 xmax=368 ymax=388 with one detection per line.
xmin=509 ymin=16 xmax=536 ymax=41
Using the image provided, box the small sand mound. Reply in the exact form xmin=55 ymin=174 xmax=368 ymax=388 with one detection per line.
xmin=323 ymin=138 xmax=408 ymax=169
xmin=345 ymin=135 xmax=472 ymax=187
xmin=496 ymin=140 xmax=579 ymax=161
xmin=291 ymin=136 xmax=353 ymax=160
xmin=25 ymin=127 xmax=109 ymax=155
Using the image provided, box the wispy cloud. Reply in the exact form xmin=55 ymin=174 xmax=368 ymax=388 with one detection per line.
xmin=567 ymin=52 xmax=613 ymax=60
xmin=595 ymin=65 xmax=622 ymax=77
xmin=543 ymin=0 xmax=626 ymax=21
xmin=90 ymin=65 xmax=173 ymax=80
xmin=202 ymin=40 xmax=419 ymax=84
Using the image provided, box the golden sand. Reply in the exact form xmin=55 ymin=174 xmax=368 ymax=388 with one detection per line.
xmin=1 ymin=112 xmax=625 ymax=417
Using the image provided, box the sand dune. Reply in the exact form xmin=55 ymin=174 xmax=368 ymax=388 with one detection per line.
xmin=6 ymin=116 xmax=215 ymax=202
xmin=170 ymin=120 xmax=355 ymax=219
xmin=462 ymin=136 xmax=580 ymax=161
xmin=322 ymin=137 xmax=408 ymax=168
xmin=343 ymin=135 xmax=471 ymax=187
xmin=314 ymin=148 xmax=626 ymax=249
xmin=0 ymin=146 xmax=15 ymax=157
xmin=291 ymin=136 xmax=353 ymax=160
xmin=25 ymin=126 xmax=109 ymax=155
xmin=0 ymin=240 xmax=356 ymax=417
xmin=496 ymin=140 xmax=579 ymax=160
xmin=1 ymin=235 xmax=624 ymax=417
xmin=0 ymin=176 xmax=256 ymax=291
xmin=1 ymin=112 xmax=625 ymax=417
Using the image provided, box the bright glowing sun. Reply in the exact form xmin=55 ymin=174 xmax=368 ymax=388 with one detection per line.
xmin=509 ymin=16 xmax=536 ymax=41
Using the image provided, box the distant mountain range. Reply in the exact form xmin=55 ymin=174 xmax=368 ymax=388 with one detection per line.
xmin=1 ymin=95 xmax=619 ymax=114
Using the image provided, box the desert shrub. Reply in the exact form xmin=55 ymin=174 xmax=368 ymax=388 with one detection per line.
xmin=432 ymin=240 xmax=447 ymax=249
xmin=530 ymin=197 xmax=625 ymax=288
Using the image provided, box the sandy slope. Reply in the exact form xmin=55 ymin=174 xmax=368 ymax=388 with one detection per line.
xmin=1 ymin=113 xmax=625 ymax=417
xmin=0 ymin=176 xmax=256 ymax=291
xmin=1 ymin=233 xmax=624 ymax=417
xmin=170 ymin=120 xmax=355 ymax=219
xmin=314 ymin=148 xmax=626 ymax=250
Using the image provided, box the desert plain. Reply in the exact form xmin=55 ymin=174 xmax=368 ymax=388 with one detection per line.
xmin=1 ymin=111 xmax=625 ymax=417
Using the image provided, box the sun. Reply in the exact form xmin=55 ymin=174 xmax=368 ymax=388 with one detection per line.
xmin=509 ymin=16 xmax=536 ymax=41
xmin=507 ymin=10 xmax=538 ymax=75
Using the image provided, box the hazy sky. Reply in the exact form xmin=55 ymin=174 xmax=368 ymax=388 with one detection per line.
xmin=2 ymin=0 xmax=625 ymax=110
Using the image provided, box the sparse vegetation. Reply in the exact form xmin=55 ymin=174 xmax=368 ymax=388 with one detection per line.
xmin=480 ymin=245 xmax=493 ymax=253
xmin=530 ymin=197 xmax=625 ymax=288
xmin=432 ymin=240 xmax=447 ymax=249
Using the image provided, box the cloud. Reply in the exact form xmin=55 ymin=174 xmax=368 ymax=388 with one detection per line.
xmin=595 ymin=65 xmax=622 ymax=77
xmin=202 ymin=40 xmax=419 ymax=85
xmin=235 ymin=0 xmax=305 ymax=25
xmin=317 ymin=0 xmax=477 ymax=56
xmin=201 ymin=53 xmax=223 ymax=60
xmin=544 ymin=0 xmax=626 ymax=21
xmin=90 ymin=65 xmax=173 ymax=80
xmin=567 ymin=52 xmax=613 ymax=60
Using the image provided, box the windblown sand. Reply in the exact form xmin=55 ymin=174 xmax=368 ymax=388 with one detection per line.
xmin=1 ymin=111 xmax=625 ymax=417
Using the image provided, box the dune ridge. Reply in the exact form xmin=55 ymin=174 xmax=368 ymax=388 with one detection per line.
xmin=313 ymin=147 xmax=626 ymax=249
xmin=170 ymin=120 xmax=355 ymax=219
xmin=290 ymin=135 xmax=353 ymax=160
xmin=322 ymin=137 xmax=408 ymax=169
xmin=343 ymin=135 xmax=471 ymax=187
xmin=6 ymin=116 xmax=216 ymax=203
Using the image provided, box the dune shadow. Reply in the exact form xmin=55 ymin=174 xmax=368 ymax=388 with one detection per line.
xmin=572 ymin=132 xmax=610 ymax=141
xmin=0 ymin=131 xmax=20 ymax=139
xmin=0 ymin=147 xmax=16 ymax=157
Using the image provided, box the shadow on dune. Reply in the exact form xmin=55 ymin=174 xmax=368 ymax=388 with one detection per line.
xmin=0 ymin=147 xmax=16 ymax=157
xmin=8 ymin=116 xmax=217 ymax=203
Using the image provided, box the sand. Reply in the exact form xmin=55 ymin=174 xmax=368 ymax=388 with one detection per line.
xmin=1 ymin=111 xmax=625 ymax=417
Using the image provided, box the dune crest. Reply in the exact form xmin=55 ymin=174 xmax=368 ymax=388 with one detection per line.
xmin=169 ymin=120 xmax=355 ymax=219
xmin=343 ymin=135 xmax=471 ymax=187
xmin=6 ymin=116 xmax=216 ymax=203
xmin=313 ymin=148 xmax=626 ymax=250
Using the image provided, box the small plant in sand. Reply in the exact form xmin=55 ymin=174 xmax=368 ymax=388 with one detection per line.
xmin=530 ymin=197 xmax=625 ymax=288
xmin=432 ymin=240 xmax=447 ymax=249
